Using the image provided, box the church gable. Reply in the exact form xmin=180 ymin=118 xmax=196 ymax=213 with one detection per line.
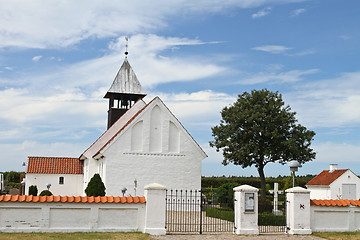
xmin=99 ymin=97 xmax=206 ymax=158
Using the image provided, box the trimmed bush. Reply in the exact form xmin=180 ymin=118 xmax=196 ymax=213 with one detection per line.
xmin=39 ymin=190 xmax=52 ymax=196
xmin=258 ymin=212 xmax=286 ymax=226
xmin=206 ymin=207 xmax=234 ymax=222
xmin=28 ymin=185 xmax=38 ymax=196
xmin=85 ymin=173 xmax=106 ymax=196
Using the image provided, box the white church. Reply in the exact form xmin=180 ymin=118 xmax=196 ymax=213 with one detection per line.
xmin=24 ymin=55 xmax=207 ymax=196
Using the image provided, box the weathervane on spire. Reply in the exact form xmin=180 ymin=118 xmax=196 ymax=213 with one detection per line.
xmin=125 ymin=37 xmax=129 ymax=57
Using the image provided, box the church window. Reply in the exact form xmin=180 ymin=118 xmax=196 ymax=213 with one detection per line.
xmin=59 ymin=176 xmax=64 ymax=185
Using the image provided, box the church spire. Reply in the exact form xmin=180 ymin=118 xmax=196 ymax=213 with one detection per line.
xmin=104 ymin=39 xmax=147 ymax=129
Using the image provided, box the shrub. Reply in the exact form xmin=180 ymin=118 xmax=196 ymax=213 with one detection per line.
xmin=258 ymin=212 xmax=286 ymax=226
xmin=28 ymin=185 xmax=38 ymax=196
xmin=85 ymin=173 xmax=106 ymax=196
xmin=258 ymin=198 xmax=272 ymax=213
xmin=39 ymin=190 xmax=52 ymax=196
xmin=216 ymin=182 xmax=239 ymax=209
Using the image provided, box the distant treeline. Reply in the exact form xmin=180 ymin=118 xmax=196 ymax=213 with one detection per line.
xmin=201 ymin=175 xmax=316 ymax=190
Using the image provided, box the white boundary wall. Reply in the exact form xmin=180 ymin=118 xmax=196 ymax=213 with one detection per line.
xmin=0 ymin=201 xmax=145 ymax=232
xmin=311 ymin=205 xmax=360 ymax=232
xmin=0 ymin=183 xmax=166 ymax=235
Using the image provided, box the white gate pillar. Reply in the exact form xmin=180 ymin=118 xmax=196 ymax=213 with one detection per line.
xmin=144 ymin=183 xmax=167 ymax=235
xmin=286 ymin=186 xmax=312 ymax=235
xmin=233 ymin=185 xmax=259 ymax=235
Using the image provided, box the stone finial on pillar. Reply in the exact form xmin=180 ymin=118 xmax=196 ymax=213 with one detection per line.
xmin=285 ymin=186 xmax=312 ymax=235
xmin=143 ymin=183 xmax=167 ymax=235
xmin=233 ymin=185 xmax=259 ymax=235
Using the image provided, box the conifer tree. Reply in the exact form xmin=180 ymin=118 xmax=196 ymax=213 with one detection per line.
xmin=85 ymin=173 xmax=106 ymax=196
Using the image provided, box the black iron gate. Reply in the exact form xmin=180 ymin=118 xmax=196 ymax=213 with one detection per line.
xmin=165 ymin=189 xmax=234 ymax=234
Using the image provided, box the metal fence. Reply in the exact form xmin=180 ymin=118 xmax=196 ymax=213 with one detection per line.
xmin=165 ymin=189 xmax=234 ymax=234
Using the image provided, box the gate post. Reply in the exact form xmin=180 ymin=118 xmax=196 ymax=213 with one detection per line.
xmin=144 ymin=183 xmax=167 ymax=235
xmin=233 ymin=185 xmax=259 ymax=235
xmin=285 ymin=187 xmax=312 ymax=235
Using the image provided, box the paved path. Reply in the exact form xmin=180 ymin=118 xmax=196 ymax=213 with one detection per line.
xmin=152 ymin=234 xmax=325 ymax=240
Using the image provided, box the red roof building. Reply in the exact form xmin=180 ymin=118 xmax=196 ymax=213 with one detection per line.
xmin=306 ymin=164 xmax=360 ymax=200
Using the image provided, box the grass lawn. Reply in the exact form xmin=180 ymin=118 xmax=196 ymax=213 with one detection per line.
xmin=0 ymin=232 xmax=154 ymax=240
xmin=313 ymin=232 xmax=360 ymax=240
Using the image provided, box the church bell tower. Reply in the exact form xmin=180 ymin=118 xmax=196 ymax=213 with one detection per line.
xmin=104 ymin=45 xmax=146 ymax=129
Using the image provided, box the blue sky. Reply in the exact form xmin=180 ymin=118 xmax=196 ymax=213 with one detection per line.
xmin=1 ymin=0 xmax=360 ymax=178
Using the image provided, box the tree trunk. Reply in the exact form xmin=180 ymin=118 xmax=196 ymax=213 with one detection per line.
xmin=258 ymin=165 xmax=267 ymax=199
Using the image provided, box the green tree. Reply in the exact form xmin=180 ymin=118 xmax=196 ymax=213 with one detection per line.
xmin=210 ymin=89 xmax=316 ymax=199
xmin=283 ymin=172 xmax=299 ymax=190
xmin=216 ymin=182 xmax=238 ymax=209
xmin=85 ymin=173 xmax=106 ymax=196
xmin=6 ymin=171 xmax=21 ymax=183
xmin=28 ymin=185 xmax=38 ymax=196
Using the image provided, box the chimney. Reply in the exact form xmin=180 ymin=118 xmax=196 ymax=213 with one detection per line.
xmin=329 ymin=164 xmax=338 ymax=172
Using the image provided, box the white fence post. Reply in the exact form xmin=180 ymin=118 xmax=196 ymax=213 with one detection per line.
xmin=233 ymin=185 xmax=259 ymax=235
xmin=286 ymin=186 xmax=312 ymax=234
xmin=143 ymin=183 xmax=167 ymax=235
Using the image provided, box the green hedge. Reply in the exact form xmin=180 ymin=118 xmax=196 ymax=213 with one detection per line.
xmin=205 ymin=207 xmax=234 ymax=222
xmin=258 ymin=212 xmax=286 ymax=226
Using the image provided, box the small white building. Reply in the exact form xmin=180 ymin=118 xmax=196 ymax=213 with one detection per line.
xmin=24 ymin=56 xmax=207 ymax=196
xmin=25 ymin=157 xmax=84 ymax=196
xmin=306 ymin=164 xmax=360 ymax=200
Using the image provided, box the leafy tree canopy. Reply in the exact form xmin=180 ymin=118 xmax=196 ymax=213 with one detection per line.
xmin=85 ymin=173 xmax=106 ymax=197
xmin=210 ymin=89 xmax=316 ymax=198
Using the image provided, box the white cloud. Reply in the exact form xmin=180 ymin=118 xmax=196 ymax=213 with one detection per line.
xmin=314 ymin=142 xmax=360 ymax=163
xmin=0 ymin=1 xmax=307 ymax=49
xmin=252 ymin=7 xmax=272 ymax=18
xmin=0 ymin=141 xmax=88 ymax=171
xmin=149 ymin=90 xmax=236 ymax=122
xmin=285 ymin=72 xmax=360 ymax=128
xmin=239 ymin=68 xmax=319 ymax=84
xmin=252 ymin=45 xmax=292 ymax=54
xmin=32 ymin=56 xmax=43 ymax=61
xmin=339 ymin=35 xmax=351 ymax=40
xmin=291 ymin=8 xmax=306 ymax=17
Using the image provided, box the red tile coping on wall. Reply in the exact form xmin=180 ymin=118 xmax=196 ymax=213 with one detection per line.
xmin=0 ymin=195 xmax=146 ymax=204
xmin=310 ymin=199 xmax=360 ymax=207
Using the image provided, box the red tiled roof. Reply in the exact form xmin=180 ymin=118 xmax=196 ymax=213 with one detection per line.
xmin=311 ymin=199 xmax=360 ymax=207
xmin=27 ymin=157 xmax=84 ymax=174
xmin=0 ymin=195 xmax=146 ymax=204
xmin=306 ymin=169 xmax=348 ymax=186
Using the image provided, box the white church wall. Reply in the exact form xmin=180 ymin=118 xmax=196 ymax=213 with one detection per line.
xmin=102 ymin=101 xmax=204 ymax=197
xmin=25 ymin=173 xmax=83 ymax=196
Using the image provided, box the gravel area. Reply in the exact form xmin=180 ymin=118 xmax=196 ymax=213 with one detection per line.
xmin=152 ymin=233 xmax=325 ymax=240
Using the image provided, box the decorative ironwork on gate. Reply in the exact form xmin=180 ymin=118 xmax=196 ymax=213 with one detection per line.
xmin=165 ymin=189 xmax=234 ymax=234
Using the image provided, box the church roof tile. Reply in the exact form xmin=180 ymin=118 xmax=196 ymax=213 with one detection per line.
xmin=27 ymin=156 xmax=83 ymax=174
xmin=0 ymin=195 xmax=146 ymax=204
